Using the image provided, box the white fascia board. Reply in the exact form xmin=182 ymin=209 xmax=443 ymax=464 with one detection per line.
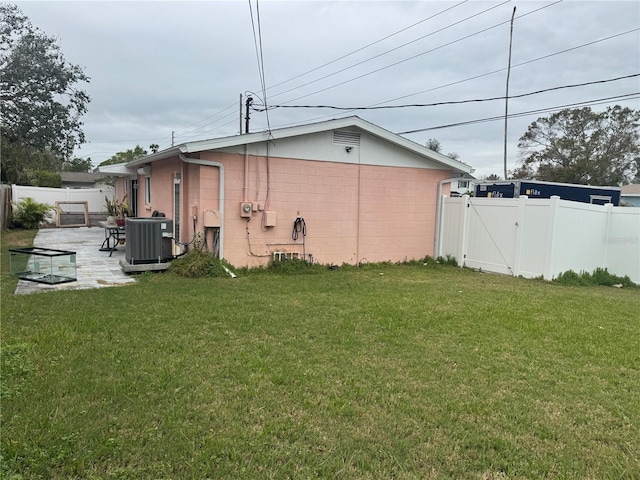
xmin=97 ymin=163 xmax=137 ymax=175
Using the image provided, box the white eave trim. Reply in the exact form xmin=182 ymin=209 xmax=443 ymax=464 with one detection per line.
xmin=97 ymin=163 xmax=137 ymax=175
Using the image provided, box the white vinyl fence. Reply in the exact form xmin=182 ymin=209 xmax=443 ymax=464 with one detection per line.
xmin=11 ymin=184 xmax=114 ymax=225
xmin=438 ymin=195 xmax=640 ymax=284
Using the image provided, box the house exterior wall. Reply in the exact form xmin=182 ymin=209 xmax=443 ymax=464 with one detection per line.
xmin=126 ymin=160 xmax=180 ymax=214
xmin=175 ymin=150 xmax=451 ymax=268
xmin=136 ymin=129 xmax=456 ymax=268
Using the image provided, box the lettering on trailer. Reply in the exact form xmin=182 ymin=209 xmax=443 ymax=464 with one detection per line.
xmin=488 ymin=191 xmax=504 ymax=198
xmin=525 ymin=188 xmax=541 ymax=196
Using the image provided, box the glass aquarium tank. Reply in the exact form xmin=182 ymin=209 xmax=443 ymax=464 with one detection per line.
xmin=9 ymin=247 xmax=77 ymax=284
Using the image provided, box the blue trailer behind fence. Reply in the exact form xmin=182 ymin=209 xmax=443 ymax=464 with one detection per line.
xmin=474 ymin=180 xmax=621 ymax=206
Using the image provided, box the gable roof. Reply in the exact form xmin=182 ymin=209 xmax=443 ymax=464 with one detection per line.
xmin=621 ymin=184 xmax=640 ymax=196
xmin=59 ymin=171 xmax=108 ymax=184
xmin=105 ymin=116 xmax=473 ymax=174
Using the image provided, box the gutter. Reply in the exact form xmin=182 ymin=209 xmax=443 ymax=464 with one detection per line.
xmin=179 ymin=153 xmax=225 ymax=259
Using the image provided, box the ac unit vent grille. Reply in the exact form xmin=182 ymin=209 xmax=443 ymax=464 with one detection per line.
xmin=333 ymin=130 xmax=361 ymax=147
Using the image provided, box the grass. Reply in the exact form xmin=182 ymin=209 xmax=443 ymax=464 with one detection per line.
xmin=1 ymin=230 xmax=639 ymax=479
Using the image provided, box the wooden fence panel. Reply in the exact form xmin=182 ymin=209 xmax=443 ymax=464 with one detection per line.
xmin=0 ymin=184 xmax=12 ymax=230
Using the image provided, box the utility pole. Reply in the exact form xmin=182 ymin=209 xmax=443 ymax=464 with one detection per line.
xmin=245 ymin=96 xmax=253 ymax=134
xmin=503 ymin=6 xmax=516 ymax=180
xmin=171 ymin=130 xmax=175 ymax=147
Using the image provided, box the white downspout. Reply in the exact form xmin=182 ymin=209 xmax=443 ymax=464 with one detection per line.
xmin=179 ymin=154 xmax=225 ymax=259
xmin=434 ymin=178 xmax=457 ymax=258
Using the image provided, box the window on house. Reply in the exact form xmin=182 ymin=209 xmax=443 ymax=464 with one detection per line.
xmin=145 ymin=176 xmax=151 ymax=204
xmin=459 ymin=180 xmax=469 ymax=189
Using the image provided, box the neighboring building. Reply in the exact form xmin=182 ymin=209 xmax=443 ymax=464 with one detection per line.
xmin=450 ymin=173 xmax=476 ymax=197
xmin=621 ymin=184 xmax=640 ymax=207
xmin=99 ymin=116 xmax=473 ymax=268
xmin=60 ymin=172 xmax=110 ymax=189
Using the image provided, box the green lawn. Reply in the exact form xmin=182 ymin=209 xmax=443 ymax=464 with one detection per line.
xmin=2 ymin=230 xmax=639 ymax=479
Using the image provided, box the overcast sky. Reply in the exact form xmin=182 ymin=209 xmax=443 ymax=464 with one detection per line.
xmin=15 ymin=0 xmax=640 ymax=178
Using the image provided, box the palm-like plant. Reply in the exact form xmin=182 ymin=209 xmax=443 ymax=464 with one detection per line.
xmin=12 ymin=197 xmax=54 ymax=229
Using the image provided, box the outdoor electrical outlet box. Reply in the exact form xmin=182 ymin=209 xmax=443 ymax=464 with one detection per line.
xmin=240 ymin=202 xmax=252 ymax=218
xmin=264 ymin=211 xmax=276 ymax=227
xmin=203 ymin=210 xmax=221 ymax=227
xmin=252 ymin=202 xmax=259 ymax=212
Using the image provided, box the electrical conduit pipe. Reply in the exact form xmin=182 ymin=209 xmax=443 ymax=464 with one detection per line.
xmin=179 ymin=153 xmax=225 ymax=259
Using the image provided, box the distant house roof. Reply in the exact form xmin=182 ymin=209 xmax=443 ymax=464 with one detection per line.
xmin=621 ymin=184 xmax=640 ymax=196
xmin=458 ymin=172 xmax=477 ymax=180
xmin=59 ymin=171 xmax=108 ymax=186
xmin=101 ymin=116 xmax=473 ymax=175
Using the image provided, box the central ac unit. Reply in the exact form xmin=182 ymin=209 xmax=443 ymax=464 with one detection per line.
xmin=125 ymin=218 xmax=174 ymax=264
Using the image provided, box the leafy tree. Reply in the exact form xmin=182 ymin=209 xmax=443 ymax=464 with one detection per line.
xmin=512 ymin=106 xmax=640 ymax=185
xmin=99 ymin=146 xmax=148 ymax=166
xmin=426 ymin=138 xmax=442 ymax=152
xmin=62 ymin=157 xmax=93 ymax=172
xmin=149 ymin=143 xmax=159 ymax=153
xmin=425 ymin=138 xmax=460 ymax=162
xmin=483 ymin=174 xmax=502 ymax=181
xmin=29 ymin=171 xmax=61 ymax=188
xmin=0 ymin=4 xmax=90 ymax=184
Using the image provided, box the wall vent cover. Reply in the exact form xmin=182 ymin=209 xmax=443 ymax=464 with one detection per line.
xmin=333 ymin=130 xmax=361 ymax=147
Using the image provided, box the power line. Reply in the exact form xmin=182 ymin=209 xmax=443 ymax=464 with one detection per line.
xmin=136 ymin=1 xmax=562 ymax=148
xmin=268 ymin=27 xmax=640 ymax=130
xmin=248 ymin=0 xmax=271 ymax=133
xmin=270 ymin=1 xmax=564 ymax=106
xmin=127 ymin=1 xmax=473 ymax=146
xmin=397 ymin=92 xmax=640 ymax=134
xmin=170 ymin=102 xmax=238 ymax=136
xmin=267 ymin=0 xmax=470 ymax=92
xmin=268 ymin=0 xmax=515 ymax=102
xmin=255 ymin=74 xmax=639 ymax=111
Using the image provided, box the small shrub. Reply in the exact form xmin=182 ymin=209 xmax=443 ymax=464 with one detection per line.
xmin=435 ymin=254 xmax=459 ymax=267
xmin=11 ymin=197 xmax=55 ymax=229
xmin=553 ymin=268 xmax=637 ymax=288
xmin=553 ymin=270 xmax=590 ymax=286
xmin=169 ymin=250 xmax=235 ymax=278
xmin=268 ymin=257 xmax=324 ymax=275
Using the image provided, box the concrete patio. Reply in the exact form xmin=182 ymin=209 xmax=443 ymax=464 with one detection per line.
xmin=14 ymin=226 xmax=137 ymax=295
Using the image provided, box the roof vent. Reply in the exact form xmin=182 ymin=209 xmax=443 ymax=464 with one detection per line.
xmin=333 ymin=130 xmax=361 ymax=147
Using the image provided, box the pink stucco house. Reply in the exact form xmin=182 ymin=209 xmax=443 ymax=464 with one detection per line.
xmin=99 ymin=116 xmax=473 ymax=268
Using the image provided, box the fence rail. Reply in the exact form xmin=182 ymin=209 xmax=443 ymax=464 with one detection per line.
xmin=439 ymin=195 xmax=640 ymax=284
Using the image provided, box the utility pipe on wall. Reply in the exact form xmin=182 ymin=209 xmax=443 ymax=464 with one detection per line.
xmin=179 ymin=153 xmax=225 ymax=259
xmin=243 ymin=144 xmax=249 ymax=202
